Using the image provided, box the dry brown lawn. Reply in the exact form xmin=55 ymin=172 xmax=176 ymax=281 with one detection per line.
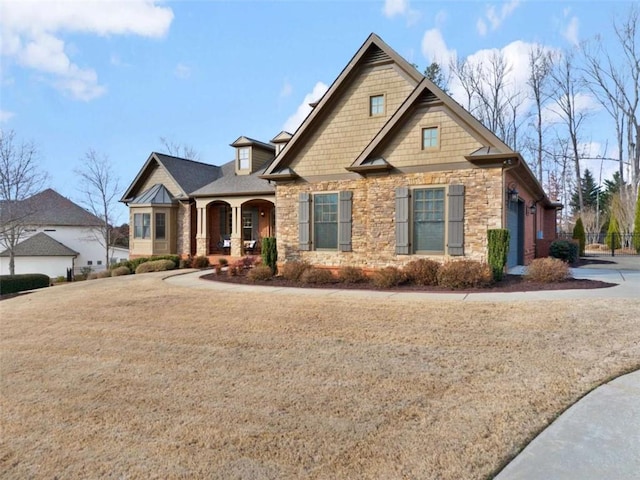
xmin=1 ymin=272 xmax=639 ymax=479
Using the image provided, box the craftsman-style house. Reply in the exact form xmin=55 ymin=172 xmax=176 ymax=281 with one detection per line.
xmin=122 ymin=33 xmax=560 ymax=268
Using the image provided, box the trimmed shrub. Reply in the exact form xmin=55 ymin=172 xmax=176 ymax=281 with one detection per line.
xmin=605 ymin=216 xmax=622 ymax=250
xmin=218 ymin=257 xmax=228 ymax=266
xmin=111 ymin=266 xmax=131 ymax=276
xmin=281 ymin=261 xmax=311 ymax=281
xmin=248 ymin=265 xmax=274 ymax=282
xmin=96 ymin=270 xmax=111 ymax=279
xmin=179 ymin=256 xmax=193 ymax=269
xmin=549 ymin=239 xmax=578 ymax=264
xmin=235 ymin=256 xmax=256 ymax=270
xmin=300 ymin=267 xmax=336 ymax=284
xmin=437 ymin=260 xmax=493 ymax=289
xmin=191 ymin=256 xmax=210 ymax=269
xmin=524 ymin=257 xmax=570 ymax=283
xmin=114 ymin=255 xmax=181 ymax=273
xmin=372 ymin=266 xmax=406 ymax=288
xmin=261 ymin=237 xmax=278 ymax=274
xmin=487 ymin=229 xmax=510 ymax=281
xmin=572 ymin=218 xmax=586 ymax=256
xmin=0 ymin=274 xmax=50 ymax=294
xmin=403 ymin=258 xmax=440 ymax=286
xmin=337 ymin=266 xmax=368 ymax=284
xmin=135 ymin=259 xmax=176 ymax=274
xmin=227 ymin=266 xmax=238 ymax=277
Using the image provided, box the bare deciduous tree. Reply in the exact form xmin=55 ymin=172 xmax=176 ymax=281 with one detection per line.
xmin=75 ymin=149 xmax=120 ymax=268
xmin=0 ymin=129 xmax=48 ymax=275
xmin=526 ymin=45 xmax=554 ymax=182
xmin=549 ymin=49 xmax=590 ymax=214
xmin=582 ymin=5 xmax=639 ymax=193
xmin=159 ymin=137 xmax=201 ymax=161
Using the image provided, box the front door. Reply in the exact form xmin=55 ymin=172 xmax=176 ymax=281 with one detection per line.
xmin=507 ymin=200 xmax=524 ymax=267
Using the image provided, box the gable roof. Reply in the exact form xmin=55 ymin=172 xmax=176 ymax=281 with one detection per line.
xmin=190 ymin=161 xmax=275 ymax=197
xmin=4 ymin=189 xmax=103 ymax=227
xmin=349 ymin=78 xmax=515 ymax=172
xmin=0 ymin=232 xmax=78 ymax=257
xmin=120 ymin=152 xmax=221 ymax=203
xmin=230 ymin=136 xmax=276 ymax=152
xmin=262 ymin=33 xmax=423 ymax=178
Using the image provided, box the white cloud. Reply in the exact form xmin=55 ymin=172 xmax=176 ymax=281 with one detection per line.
xmin=421 ymin=28 xmax=457 ymax=69
xmin=477 ymin=0 xmax=520 ymax=35
xmin=383 ymin=0 xmax=407 ymax=18
xmin=434 ymin=9 xmax=448 ymax=26
xmin=283 ymin=81 xmax=328 ymax=134
xmin=0 ymin=110 xmax=15 ymax=123
xmin=382 ymin=0 xmax=420 ymax=25
xmin=562 ymin=16 xmax=580 ymax=46
xmin=174 ymin=63 xmax=191 ymax=80
xmin=280 ymin=79 xmax=293 ymax=99
xmin=476 ymin=18 xmax=488 ymax=36
xmin=0 ymin=0 xmax=173 ymax=101
xmin=446 ymin=40 xmax=559 ymax=117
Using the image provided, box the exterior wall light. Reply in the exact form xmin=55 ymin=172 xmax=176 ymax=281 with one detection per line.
xmin=506 ymin=183 xmax=519 ymax=203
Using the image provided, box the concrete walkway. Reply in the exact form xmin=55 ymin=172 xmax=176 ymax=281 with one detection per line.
xmin=164 ymin=265 xmax=640 ymax=302
xmin=495 ymin=370 xmax=640 ymax=480
xmin=163 ymin=260 xmax=640 ymax=479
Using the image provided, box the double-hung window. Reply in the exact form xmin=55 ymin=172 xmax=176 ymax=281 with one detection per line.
xmin=238 ymin=147 xmax=250 ymax=170
xmin=313 ymin=193 xmax=338 ymax=249
xmin=395 ymin=185 xmax=465 ymax=256
xmin=299 ymin=191 xmax=352 ymax=252
xmin=413 ymin=188 xmax=445 ymax=252
xmin=370 ymin=95 xmax=384 ymax=116
xmin=134 ymin=213 xmax=151 ymax=239
xmin=155 ymin=212 xmax=166 ymax=240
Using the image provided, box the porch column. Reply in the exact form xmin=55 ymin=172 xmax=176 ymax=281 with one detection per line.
xmin=195 ymin=204 xmax=208 ymax=257
xmin=230 ymin=204 xmax=242 ymax=257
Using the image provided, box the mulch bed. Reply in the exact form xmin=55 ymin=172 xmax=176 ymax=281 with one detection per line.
xmin=202 ymin=272 xmax=615 ymax=294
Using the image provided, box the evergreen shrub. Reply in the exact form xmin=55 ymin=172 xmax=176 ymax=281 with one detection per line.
xmin=487 ymin=229 xmax=510 ymax=281
xmin=572 ymin=218 xmax=586 ymax=256
xmin=549 ymin=240 xmax=578 ymax=263
xmin=261 ymin=237 xmax=278 ymax=274
xmin=0 ymin=274 xmax=50 ymax=294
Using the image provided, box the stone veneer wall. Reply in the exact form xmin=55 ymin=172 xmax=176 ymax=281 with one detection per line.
xmin=176 ymin=202 xmax=191 ymax=256
xmin=276 ymin=168 xmax=503 ymax=269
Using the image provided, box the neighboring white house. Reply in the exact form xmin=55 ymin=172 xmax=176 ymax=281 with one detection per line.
xmin=0 ymin=189 xmax=128 ymax=277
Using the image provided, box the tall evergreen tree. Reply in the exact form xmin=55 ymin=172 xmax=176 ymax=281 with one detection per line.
xmin=570 ymin=168 xmax=600 ymax=214
xmin=424 ymin=62 xmax=448 ymax=93
xmin=600 ymin=171 xmax=624 ymax=211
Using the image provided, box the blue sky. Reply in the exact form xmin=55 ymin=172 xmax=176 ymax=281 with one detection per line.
xmin=0 ymin=0 xmax=634 ymax=223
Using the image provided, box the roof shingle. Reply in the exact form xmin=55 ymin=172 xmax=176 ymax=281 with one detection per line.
xmin=0 ymin=232 xmax=78 ymax=257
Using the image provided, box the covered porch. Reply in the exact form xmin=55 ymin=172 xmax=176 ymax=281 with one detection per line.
xmin=195 ymin=195 xmax=275 ymax=258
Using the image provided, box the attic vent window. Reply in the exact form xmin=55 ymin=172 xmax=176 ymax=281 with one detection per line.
xmin=238 ymin=147 xmax=250 ymax=170
xmin=370 ymin=95 xmax=384 ymax=116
